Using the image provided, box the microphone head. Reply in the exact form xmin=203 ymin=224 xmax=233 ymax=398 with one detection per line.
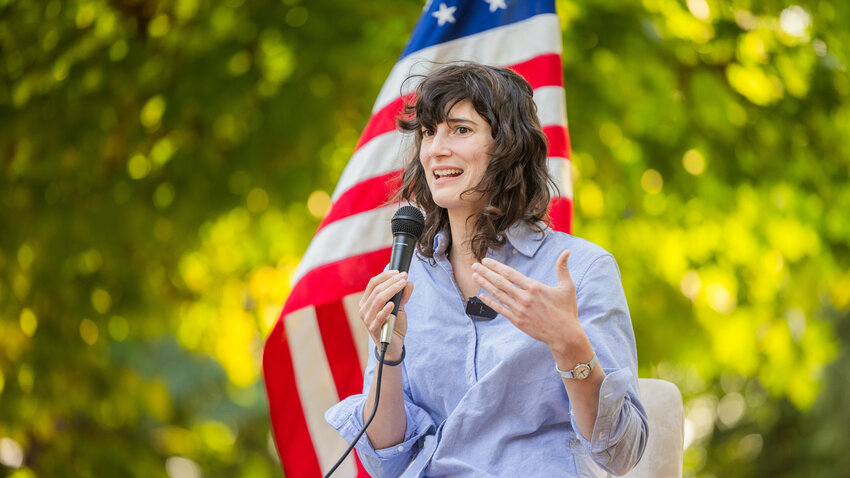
xmin=391 ymin=205 xmax=425 ymax=239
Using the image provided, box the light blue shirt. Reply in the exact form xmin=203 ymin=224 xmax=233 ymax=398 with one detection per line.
xmin=326 ymin=222 xmax=648 ymax=477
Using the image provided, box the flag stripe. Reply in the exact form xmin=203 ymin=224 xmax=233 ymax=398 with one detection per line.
xmin=293 ymin=206 xmax=396 ymax=286
xmin=356 ymin=95 xmax=409 ymax=150
xmin=548 ymin=196 xmax=573 ymax=232
xmin=342 ymin=292 xmax=369 ymax=371
xmin=286 ymin=306 xmax=357 ymax=476
xmin=509 ymin=53 xmax=563 ymax=90
xmin=533 ymin=87 xmax=568 ymax=127
xmin=544 ymin=125 xmax=570 ymax=164
xmin=332 ymin=133 xmax=407 ymax=203
xmin=316 ymin=301 xmax=366 ymax=400
xmin=285 ymin=247 xmax=392 ymax=316
xmin=263 ymin=322 xmax=322 ymax=477
xmin=548 ymin=157 xmax=573 ymax=199
xmin=320 ymin=172 xmax=400 ymax=232
xmin=375 ymin=13 xmax=561 ymax=112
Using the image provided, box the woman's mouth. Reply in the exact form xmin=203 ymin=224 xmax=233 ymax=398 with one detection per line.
xmin=433 ymin=168 xmax=463 ymax=180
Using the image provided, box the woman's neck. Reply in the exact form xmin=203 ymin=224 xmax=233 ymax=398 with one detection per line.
xmin=445 ymin=209 xmax=482 ymax=299
xmin=446 ymin=209 xmax=478 ymax=267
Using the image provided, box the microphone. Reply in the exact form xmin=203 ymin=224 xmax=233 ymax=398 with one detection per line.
xmin=380 ymin=205 xmax=425 ymax=344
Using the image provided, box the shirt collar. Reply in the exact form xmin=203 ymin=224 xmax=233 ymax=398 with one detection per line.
xmin=505 ymin=221 xmax=549 ymax=257
xmin=433 ymin=230 xmax=450 ymax=258
xmin=432 ymin=221 xmax=549 ymax=259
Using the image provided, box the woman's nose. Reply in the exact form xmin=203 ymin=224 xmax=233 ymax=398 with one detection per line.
xmin=428 ymin=129 xmax=450 ymax=158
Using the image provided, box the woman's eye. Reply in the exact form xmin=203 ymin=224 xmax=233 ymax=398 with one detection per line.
xmin=456 ymin=126 xmax=470 ymax=134
xmin=422 ymin=128 xmax=434 ymax=137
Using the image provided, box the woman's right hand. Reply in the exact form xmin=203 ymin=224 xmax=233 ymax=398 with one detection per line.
xmin=359 ymin=270 xmax=414 ymax=359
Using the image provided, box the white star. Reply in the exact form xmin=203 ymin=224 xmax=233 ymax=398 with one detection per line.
xmin=432 ymin=3 xmax=457 ymax=26
xmin=485 ymin=0 xmax=506 ymax=12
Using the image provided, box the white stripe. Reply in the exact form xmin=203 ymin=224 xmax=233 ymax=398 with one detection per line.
xmin=534 ymin=87 xmax=568 ymax=128
xmin=293 ymin=205 xmax=396 ymax=285
xmin=375 ymin=13 xmax=562 ymax=112
xmin=547 ymin=156 xmax=573 ymax=199
xmin=285 ymin=306 xmax=356 ymax=477
xmin=332 ymin=132 xmax=409 ymax=202
xmin=342 ymin=292 xmax=369 ymax=372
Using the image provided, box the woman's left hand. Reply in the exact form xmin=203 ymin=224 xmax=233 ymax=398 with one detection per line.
xmin=471 ymin=250 xmax=586 ymax=357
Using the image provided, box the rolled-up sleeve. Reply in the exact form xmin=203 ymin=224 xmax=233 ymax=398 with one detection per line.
xmin=571 ymin=255 xmax=649 ymax=475
xmin=325 ymin=345 xmax=436 ymax=477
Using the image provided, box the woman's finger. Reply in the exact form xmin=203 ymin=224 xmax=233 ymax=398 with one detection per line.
xmin=480 ymin=258 xmax=536 ymax=290
xmin=477 ymin=293 xmax=517 ymax=323
xmin=372 ymin=274 xmax=408 ymax=306
xmin=364 ymin=274 xmax=407 ymax=321
xmin=472 ymin=262 xmax=523 ymax=300
xmin=472 ymin=268 xmax=518 ymax=311
xmin=362 ymin=270 xmax=399 ymax=306
xmin=399 ymin=282 xmax=415 ymax=308
xmin=368 ymin=302 xmax=395 ymax=339
xmin=361 ymin=273 xmax=401 ymax=318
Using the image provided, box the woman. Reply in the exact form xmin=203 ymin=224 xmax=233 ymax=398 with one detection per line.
xmin=326 ymin=63 xmax=648 ymax=477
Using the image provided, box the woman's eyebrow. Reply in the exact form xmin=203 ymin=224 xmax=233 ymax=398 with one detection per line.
xmin=446 ymin=117 xmax=476 ymax=125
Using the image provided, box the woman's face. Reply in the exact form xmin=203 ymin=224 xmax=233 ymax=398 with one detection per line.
xmin=419 ymin=99 xmax=494 ymax=215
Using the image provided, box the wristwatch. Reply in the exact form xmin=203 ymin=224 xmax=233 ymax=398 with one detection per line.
xmin=556 ymin=353 xmax=598 ymax=380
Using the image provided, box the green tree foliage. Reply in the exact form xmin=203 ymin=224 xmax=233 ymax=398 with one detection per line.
xmin=0 ymin=0 xmax=847 ymax=476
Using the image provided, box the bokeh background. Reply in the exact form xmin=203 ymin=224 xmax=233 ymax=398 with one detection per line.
xmin=1 ymin=0 xmax=849 ymax=476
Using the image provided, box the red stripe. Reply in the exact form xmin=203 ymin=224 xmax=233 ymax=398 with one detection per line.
xmin=263 ymin=320 xmax=322 ymax=477
xmin=318 ymin=171 xmax=402 ymax=232
xmin=315 ymin=301 xmax=370 ymax=476
xmin=544 ymin=124 xmax=570 ymax=159
xmin=356 ymin=95 xmax=410 ymax=150
xmin=316 ymin=301 xmax=366 ymax=399
xmin=354 ymin=53 xmax=565 ymax=153
xmin=355 ymin=452 xmax=368 ymax=476
xmin=283 ymin=248 xmax=392 ymax=316
xmin=507 ymin=53 xmax=563 ymax=89
xmin=548 ymin=196 xmax=573 ymax=234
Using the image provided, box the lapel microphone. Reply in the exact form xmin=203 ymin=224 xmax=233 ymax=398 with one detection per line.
xmin=466 ymin=296 xmax=498 ymax=320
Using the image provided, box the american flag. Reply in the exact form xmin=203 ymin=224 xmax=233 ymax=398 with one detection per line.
xmin=263 ymin=1 xmax=572 ymax=476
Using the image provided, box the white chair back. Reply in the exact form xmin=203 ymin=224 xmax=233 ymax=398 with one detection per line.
xmin=619 ymin=378 xmax=684 ymax=478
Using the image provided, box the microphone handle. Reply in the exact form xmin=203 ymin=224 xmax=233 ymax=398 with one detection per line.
xmin=379 ymin=289 xmax=404 ymax=344
xmin=380 ymin=234 xmax=416 ymax=344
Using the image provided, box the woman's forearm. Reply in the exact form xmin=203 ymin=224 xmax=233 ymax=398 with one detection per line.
xmin=551 ymin=337 xmax=605 ymax=439
xmin=363 ymin=343 xmax=408 ymax=449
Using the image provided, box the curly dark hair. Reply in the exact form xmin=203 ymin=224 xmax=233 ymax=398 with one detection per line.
xmin=395 ymin=63 xmax=556 ymax=260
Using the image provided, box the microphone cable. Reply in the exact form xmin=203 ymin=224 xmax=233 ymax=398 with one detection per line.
xmin=323 ymin=342 xmax=390 ymax=478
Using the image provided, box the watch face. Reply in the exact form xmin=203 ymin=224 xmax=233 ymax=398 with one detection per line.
xmin=574 ymin=365 xmax=590 ymax=380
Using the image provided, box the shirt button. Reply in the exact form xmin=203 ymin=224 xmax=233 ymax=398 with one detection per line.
xmin=512 ymin=249 xmax=517 ymax=254
xmin=397 ymin=445 xmax=405 ymax=452
xmin=468 ymin=375 xmax=475 ymax=385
